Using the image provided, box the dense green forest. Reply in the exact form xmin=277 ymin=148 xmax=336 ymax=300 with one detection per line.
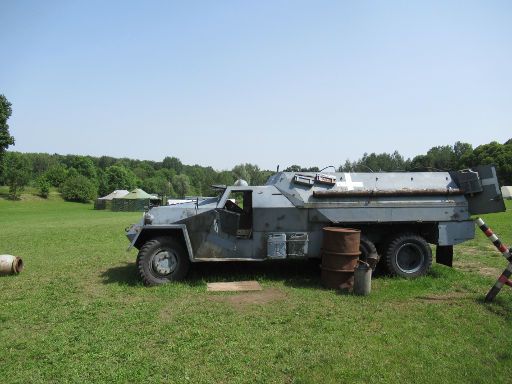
xmin=1 ymin=94 xmax=511 ymax=201
xmin=0 ymin=138 xmax=511 ymax=202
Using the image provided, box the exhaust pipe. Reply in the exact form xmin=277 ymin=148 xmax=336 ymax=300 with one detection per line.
xmin=0 ymin=255 xmax=24 ymax=275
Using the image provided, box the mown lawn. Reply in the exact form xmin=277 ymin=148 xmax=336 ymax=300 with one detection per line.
xmin=0 ymin=197 xmax=511 ymax=383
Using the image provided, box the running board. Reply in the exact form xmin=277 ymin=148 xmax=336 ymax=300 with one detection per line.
xmin=192 ymin=257 xmax=263 ymax=262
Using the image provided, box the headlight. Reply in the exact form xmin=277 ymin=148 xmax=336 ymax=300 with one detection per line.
xmin=144 ymin=212 xmax=154 ymax=225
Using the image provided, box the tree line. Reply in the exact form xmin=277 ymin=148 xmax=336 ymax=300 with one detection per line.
xmin=1 ymin=139 xmax=510 ymax=202
xmin=1 ymin=94 xmax=511 ymax=202
xmin=290 ymin=140 xmax=512 ymax=186
xmin=0 ymin=152 xmax=274 ymax=201
xmin=338 ymin=140 xmax=512 ymax=185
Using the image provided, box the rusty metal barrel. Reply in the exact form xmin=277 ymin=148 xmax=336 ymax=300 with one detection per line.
xmin=321 ymin=227 xmax=361 ymax=291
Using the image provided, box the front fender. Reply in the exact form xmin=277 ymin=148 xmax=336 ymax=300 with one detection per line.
xmin=127 ymin=224 xmax=194 ymax=261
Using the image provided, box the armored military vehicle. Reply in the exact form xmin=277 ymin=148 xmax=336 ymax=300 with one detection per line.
xmin=126 ymin=165 xmax=505 ymax=285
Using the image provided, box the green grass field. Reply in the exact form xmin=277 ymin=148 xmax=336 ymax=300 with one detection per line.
xmin=1 ymin=196 xmax=511 ymax=383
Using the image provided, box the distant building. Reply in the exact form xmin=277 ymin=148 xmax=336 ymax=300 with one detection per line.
xmin=502 ymin=186 xmax=512 ymax=200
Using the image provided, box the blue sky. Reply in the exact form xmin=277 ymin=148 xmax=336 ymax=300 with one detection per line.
xmin=1 ymin=0 xmax=511 ymax=170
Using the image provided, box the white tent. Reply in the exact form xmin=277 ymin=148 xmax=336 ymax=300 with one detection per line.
xmin=167 ymin=199 xmax=194 ymax=206
xmin=501 ymin=186 xmax=512 ymax=200
xmin=98 ymin=190 xmax=129 ymax=201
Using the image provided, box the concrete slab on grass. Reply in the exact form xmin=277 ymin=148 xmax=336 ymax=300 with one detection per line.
xmin=207 ymin=281 xmax=262 ymax=292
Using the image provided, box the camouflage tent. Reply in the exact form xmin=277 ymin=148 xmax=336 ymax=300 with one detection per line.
xmin=111 ymin=188 xmax=159 ymax=212
xmin=94 ymin=190 xmax=129 ymax=210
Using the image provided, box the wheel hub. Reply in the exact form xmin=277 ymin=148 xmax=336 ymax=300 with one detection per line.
xmin=396 ymin=243 xmax=424 ymax=274
xmin=151 ymin=250 xmax=178 ymax=276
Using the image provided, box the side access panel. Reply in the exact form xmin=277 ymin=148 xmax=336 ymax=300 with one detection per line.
xmin=437 ymin=220 xmax=475 ymax=246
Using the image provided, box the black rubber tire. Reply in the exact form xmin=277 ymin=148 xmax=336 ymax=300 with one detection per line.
xmin=384 ymin=233 xmax=432 ymax=278
xmin=136 ymin=237 xmax=190 ymax=286
xmin=359 ymin=235 xmax=379 ymax=270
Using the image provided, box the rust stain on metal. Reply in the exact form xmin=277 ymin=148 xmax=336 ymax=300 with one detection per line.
xmin=313 ymin=188 xmax=464 ymax=198
xmin=195 ymin=241 xmax=227 ymax=259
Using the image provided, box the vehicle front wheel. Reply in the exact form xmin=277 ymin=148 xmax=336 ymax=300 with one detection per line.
xmin=384 ymin=233 xmax=432 ymax=278
xmin=136 ymin=237 xmax=190 ymax=286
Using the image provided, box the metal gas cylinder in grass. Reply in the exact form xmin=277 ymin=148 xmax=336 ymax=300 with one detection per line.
xmin=0 ymin=255 xmax=24 ymax=275
xmin=353 ymin=261 xmax=372 ymax=296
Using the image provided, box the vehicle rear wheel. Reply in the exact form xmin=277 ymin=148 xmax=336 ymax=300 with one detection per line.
xmin=137 ymin=237 xmax=190 ymax=286
xmin=359 ymin=235 xmax=379 ymax=270
xmin=384 ymin=233 xmax=432 ymax=278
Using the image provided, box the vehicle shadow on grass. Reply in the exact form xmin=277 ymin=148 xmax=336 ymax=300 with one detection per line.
xmin=100 ymin=259 xmax=325 ymax=288
xmin=187 ymin=260 xmax=323 ymax=289
xmin=101 ymin=259 xmax=392 ymax=289
xmin=101 ymin=262 xmax=141 ymax=287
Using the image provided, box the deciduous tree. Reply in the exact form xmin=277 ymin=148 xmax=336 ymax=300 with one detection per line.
xmin=2 ymin=152 xmax=30 ymax=200
xmin=0 ymin=95 xmax=15 ymax=171
xmin=103 ymin=165 xmax=138 ymax=192
xmin=61 ymin=175 xmax=97 ymax=202
xmin=37 ymin=176 xmax=51 ymax=198
xmin=45 ymin=164 xmax=68 ymax=187
xmin=172 ymin=174 xmax=191 ymax=198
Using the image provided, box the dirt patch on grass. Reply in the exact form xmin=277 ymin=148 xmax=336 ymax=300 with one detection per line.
xmin=384 ymin=291 xmax=474 ymax=310
xmin=454 ymin=260 xmax=501 ymax=278
xmin=209 ymin=288 xmax=287 ymax=310
xmin=457 ymin=246 xmax=492 ymax=256
xmin=415 ymin=291 xmax=472 ymax=303
xmin=477 ymin=267 xmax=502 ymax=277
